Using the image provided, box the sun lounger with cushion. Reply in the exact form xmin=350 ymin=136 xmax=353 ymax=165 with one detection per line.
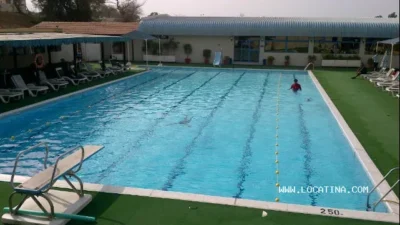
xmin=11 ymin=75 xmax=49 ymax=97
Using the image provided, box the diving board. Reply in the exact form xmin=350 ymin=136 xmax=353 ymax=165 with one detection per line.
xmin=2 ymin=143 xmax=104 ymax=225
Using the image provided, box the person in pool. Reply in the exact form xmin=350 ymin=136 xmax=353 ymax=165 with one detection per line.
xmin=289 ymin=79 xmax=302 ymax=92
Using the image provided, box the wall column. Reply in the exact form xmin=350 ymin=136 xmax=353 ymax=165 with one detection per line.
xmin=259 ymin=36 xmax=265 ymax=65
xmin=308 ymin=38 xmax=314 ymax=55
xmin=359 ymin=38 xmax=366 ymax=56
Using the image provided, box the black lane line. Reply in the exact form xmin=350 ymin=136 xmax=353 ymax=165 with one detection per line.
xmin=5 ymin=70 xmax=178 ymax=152
xmin=298 ymin=103 xmax=318 ymax=206
xmin=234 ymin=74 xmax=270 ymax=198
xmin=95 ymin=72 xmax=222 ymax=183
xmin=161 ymin=72 xmax=246 ymax=191
xmin=72 ymin=70 xmax=200 ymax=143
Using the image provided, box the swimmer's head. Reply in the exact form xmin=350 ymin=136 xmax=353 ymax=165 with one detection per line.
xmin=294 ymin=79 xmax=298 ymax=83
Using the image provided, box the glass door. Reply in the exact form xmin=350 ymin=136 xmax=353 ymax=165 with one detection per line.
xmin=234 ymin=36 xmax=260 ymax=63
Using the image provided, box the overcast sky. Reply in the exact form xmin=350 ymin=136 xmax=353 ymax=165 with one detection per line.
xmin=26 ymin=0 xmax=399 ymax=18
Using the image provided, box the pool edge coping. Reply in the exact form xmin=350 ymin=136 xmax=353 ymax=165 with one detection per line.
xmin=0 ymin=70 xmax=149 ymax=119
xmin=308 ymin=70 xmax=399 ymax=215
xmin=0 ymin=174 xmax=398 ymax=223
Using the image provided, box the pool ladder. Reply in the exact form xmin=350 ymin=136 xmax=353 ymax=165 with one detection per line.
xmin=366 ymin=167 xmax=399 ymax=211
xmin=304 ymin=63 xmax=314 ymax=71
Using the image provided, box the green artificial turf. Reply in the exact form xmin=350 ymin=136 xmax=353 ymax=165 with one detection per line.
xmin=313 ymin=69 xmax=399 ymax=196
xmin=0 ymin=182 xmax=393 ymax=225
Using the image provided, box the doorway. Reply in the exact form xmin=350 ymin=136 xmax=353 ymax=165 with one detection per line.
xmin=234 ymin=36 xmax=260 ymax=63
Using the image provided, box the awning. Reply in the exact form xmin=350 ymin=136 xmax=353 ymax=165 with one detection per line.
xmin=377 ymin=37 xmax=399 ymax=45
xmin=0 ymin=32 xmax=126 ymax=47
xmin=122 ymin=30 xmax=156 ymax=40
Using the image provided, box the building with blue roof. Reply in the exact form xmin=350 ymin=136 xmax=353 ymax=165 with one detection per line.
xmin=135 ymin=15 xmax=399 ymax=67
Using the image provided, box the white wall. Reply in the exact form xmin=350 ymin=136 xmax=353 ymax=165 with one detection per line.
xmin=51 ymin=44 xmax=74 ymax=63
xmin=81 ymin=43 xmax=101 ymax=62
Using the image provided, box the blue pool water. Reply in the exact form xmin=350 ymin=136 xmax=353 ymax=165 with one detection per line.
xmin=0 ymin=67 xmax=385 ymax=212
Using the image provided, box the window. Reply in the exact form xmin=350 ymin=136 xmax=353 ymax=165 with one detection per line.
xmin=314 ymin=37 xmax=360 ymax=54
xmin=287 ymin=37 xmax=309 ymax=53
xmin=112 ymin=42 xmax=124 ymax=54
xmin=264 ymin=36 xmax=286 ymax=52
xmin=264 ymin=36 xmax=309 ymax=53
xmin=7 ymin=47 xmax=27 ymax=56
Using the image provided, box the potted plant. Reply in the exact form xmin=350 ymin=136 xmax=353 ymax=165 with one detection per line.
xmin=267 ymin=56 xmax=275 ymax=65
xmin=203 ymin=49 xmax=211 ymax=64
xmin=308 ymin=55 xmax=317 ymax=63
xmin=223 ymin=56 xmax=231 ymax=65
xmin=183 ymin=44 xmax=192 ymax=64
xmin=284 ymin=55 xmax=290 ymax=66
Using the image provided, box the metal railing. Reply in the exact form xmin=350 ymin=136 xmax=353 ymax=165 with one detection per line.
xmin=366 ymin=167 xmax=399 ymax=211
xmin=304 ymin=63 xmax=314 ymax=71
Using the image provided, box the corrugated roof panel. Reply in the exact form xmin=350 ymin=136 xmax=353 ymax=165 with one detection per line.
xmin=139 ymin=16 xmax=399 ymax=38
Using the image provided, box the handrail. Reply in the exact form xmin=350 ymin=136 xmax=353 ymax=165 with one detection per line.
xmin=304 ymin=63 xmax=314 ymax=71
xmin=49 ymin=146 xmax=84 ymax=189
xmin=10 ymin=142 xmax=49 ymax=190
xmin=366 ymin=167 xmax=399 ymax=211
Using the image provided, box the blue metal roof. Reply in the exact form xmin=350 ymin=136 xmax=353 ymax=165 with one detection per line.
xmin=138 ymin=16 xmax=399 ymax=38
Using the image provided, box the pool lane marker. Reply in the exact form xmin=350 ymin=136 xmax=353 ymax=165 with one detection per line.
xmin=6 ymin=69 xmax=176 ymax=143
xmin=234 ymin=73 xmax=270 ymax=198
xmin=95 ymin=71 xmax=223 ymax=183
xmin=162 ymin=72 xmax=246 ymax=191
xmin=6 ymin=69 xmax=183 ymax=147
xmin=275 ymin=73 xmax=282 ymax=202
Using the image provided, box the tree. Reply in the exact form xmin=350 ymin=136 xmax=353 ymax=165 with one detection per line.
xmin=388 ymin=12 xmax=397 ymax=18
xmin=375 ymin=15 xmax=383 ymax=18
xmin=149 ymin=12 xmax=159 ymax=16
xmin=106 ymin=0 xmax=145 ymax=21
xmin=12 ymin=0 xmax=27 ymax=14
xmin=33 ymin=0 xmax=105 ymax=21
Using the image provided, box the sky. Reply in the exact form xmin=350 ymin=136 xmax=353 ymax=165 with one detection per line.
xmin=26 ymin=0 xmax=400 ymax=18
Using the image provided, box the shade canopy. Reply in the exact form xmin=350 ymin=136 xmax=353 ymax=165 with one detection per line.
xmin=122 ymin=30 xmax=156 ymax=40
xmin=377 ymin=37 xmax=399 ymax=45
xmin=0 ymin=32 xmax=126 ymax=47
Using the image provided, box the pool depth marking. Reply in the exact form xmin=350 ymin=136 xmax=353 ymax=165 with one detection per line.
xmin=5 ymin=69 xmax=176 ymax=146
xmin=275 ymin=73 xmax=282 ymax=202
xmin=234 ymin=73 xmax=270 ymax=198
xmin=161 ymin=72 xmax=247 ymax=191
xmin=95 ymin=71 xmax=223 ymax=183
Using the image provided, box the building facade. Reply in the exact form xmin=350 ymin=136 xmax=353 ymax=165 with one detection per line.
xmin=136 ymin=15 xmax=399 ymax=68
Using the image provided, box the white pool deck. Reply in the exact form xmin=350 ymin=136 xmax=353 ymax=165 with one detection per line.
xmin=0 ymin=68 xmax=399 ymax=223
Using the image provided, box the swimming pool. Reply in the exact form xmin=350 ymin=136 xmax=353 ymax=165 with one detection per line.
xmin=0 ymin=67 xmax=385 ymax=212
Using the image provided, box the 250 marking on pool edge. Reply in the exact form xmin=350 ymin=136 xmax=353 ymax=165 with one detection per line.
xmin=320 ymin=208 xmax=343 ymax=216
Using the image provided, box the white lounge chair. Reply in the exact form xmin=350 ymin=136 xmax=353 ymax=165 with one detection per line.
xmin=100 ymin=61 xmax=123 ymax=74
xmin=377 ymin=80 xmax=399 ymax=89
xmin=370 ymin=71 xmax=398 ymax=83
xmin=38 ymin=71 xmax=68 ymax=91
xmin=361 ymin=67 xmax=386 ymax=78
xmin=70 ymin=65 xmax=102 ymax=80
xmin=82 ymin=63 xmax=113 ymax=77
xmin=55 ymin=67 xmax=87 ymax=86
xmin=0 ymin=89 xmax=24 ymax=103
xmin=369 ymin=69 xmax=395 ymax=82
xmin=109 ymin=59 xmax=130 ymax=71
xmin=11 ymin=75 xmax=48 ymax=97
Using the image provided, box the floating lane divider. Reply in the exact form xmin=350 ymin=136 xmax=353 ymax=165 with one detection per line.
xmin=275 ymin=73 xmax=282 ymax=202
xmin=7 ymin=69 xmax=178 ymax=143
